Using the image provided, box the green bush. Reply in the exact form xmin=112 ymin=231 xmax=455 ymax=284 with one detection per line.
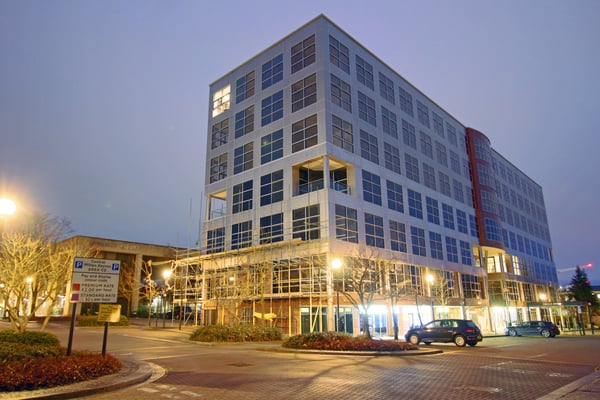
xmin=190 ymin=324 xmax=283 ymax=342
xmin=282 ymin=331 xmax=418 ymax=351
xmin=77 ymin=315 xmax=129 ymax=327
xmin=0 ymin=330 xmax=64 ymax=362
xmin=0 ymin=352 xmax=122 ymax=391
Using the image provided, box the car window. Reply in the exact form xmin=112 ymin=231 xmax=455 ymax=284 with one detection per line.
xmin=521 ymin=322 xmax=530 ymax=328
xmin=531 ymin=322 xmax=540 ymax=328
xmin=449 ymin=320 xmax=458 ymax=328
xmin=427 ymin=321 xmax=442 ymax=328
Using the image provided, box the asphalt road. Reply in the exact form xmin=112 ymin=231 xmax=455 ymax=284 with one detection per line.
xmin=12 ymin=321 xmax=600 ymax=399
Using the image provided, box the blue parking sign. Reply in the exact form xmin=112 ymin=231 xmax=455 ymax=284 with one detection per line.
xmin=75 ymin=261 xmax=83 ymax=269
xmin=111 ymin=263 xmax=120 ymax=271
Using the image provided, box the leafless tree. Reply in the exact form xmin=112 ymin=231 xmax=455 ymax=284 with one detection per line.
xmin=0 ymin=213 xmax=79 ymax=332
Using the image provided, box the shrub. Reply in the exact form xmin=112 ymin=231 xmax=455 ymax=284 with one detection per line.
xmin=282 ymin=331 xmax=418 ymax=351
xmin=190 ymin=324 xmax=282 ymax=342
xmin=77 ymin=315 xmax=129 ymax=327
xmin=0 ymin=330 xmax=64 ymax=362
xmin=0 ymin=352 xmax=122 ymax=392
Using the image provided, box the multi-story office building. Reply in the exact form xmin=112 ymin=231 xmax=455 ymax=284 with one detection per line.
xmin=174 ymin=15 xmax=558 ymax=336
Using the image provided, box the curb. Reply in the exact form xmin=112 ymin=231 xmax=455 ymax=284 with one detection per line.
xmin=536 ymin=370 xmax=600 ymax=400
xmin=0 ymin=359 xmax=160 ymax=400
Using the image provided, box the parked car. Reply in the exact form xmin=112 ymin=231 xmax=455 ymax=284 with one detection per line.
xmin=405 ymin=319 xmax=483 ymax=347
xmin=504 ymin=320 xmax=560 ymax=338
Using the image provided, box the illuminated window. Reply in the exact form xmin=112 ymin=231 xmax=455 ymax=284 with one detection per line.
xmin=212 ymin=85 xmax=231 ymax=117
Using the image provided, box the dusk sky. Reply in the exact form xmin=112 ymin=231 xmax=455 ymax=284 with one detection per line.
xmin=1 ymin=1 xmax=598 ymax=285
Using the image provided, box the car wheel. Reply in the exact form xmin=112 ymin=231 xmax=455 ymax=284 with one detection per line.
xmin=454 ymin=334 xmax=466 ymax=347
xmin=408 ymin=334 xmax=420 ymax=345
xmin=508 ymin=329 xmax=517 ymax=337
xmin=541 ymin=329 xmax=551 ymax=338
xmin=467 ymin=342 xmax=477 ymax=347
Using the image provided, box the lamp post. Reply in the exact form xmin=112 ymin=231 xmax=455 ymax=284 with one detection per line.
xmin=331 ymin=258 xmax=342 ymax=332
xmin=426 ymin=274 xmax=434 ymax=320
xmin=162 ymin=270 xmax=172 ymax=328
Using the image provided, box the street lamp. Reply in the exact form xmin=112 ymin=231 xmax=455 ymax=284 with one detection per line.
xmin=426 ymin=274 xmax=434 ymax=320
xmin=162 ymin=270 xmax=172 ymax=328
xmin=0 ymin=198 xmax=16 ymax=217
xmin=331 ymin=258 xmax=342 ymax=332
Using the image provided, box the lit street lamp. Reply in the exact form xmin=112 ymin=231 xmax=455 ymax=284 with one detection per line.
xmin=0 ymin=198 xmax=16 ymax=217
xmin=426 ymin=274 xmax=434 ymax=320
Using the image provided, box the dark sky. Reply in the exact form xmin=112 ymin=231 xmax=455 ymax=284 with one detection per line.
xmin=1 ymin=0 xmax=599 ymax=285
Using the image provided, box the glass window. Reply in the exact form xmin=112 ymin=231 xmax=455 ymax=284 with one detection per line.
xmin=423 ymin=163 xmax=436 ymax=190
xmin=410 ymin=226 xmax=426 ymax=256
xmin=381 ymin=106 xmax=398 ymax=138
xmin=435 ymin=141 xmax=448 ymax=167
xmin=426 ymin=197 xmax=440 ymax=225
xmin=450 ymin=151 xmax=460 ymax=174
xmin=232 ymin=180 xmax=253 ymax=214
xmin=445 ymin=237 xmax=458 ymax=262
xmin=446 ymin=123 xmax=458 ymax=146
xmin=432 ymin=112 xmax=444 ymax=137
xmin=211 ymin=119 xmax=229 ymax=149
xmin=398 ymin=86 xmax=413 ymax=117
xmin=209 ymin=153 xmax=227 ymax=183
xmin=386 ymin=180 xmax=404 ymax=213
xmin=212 ymin=84 xmax=231 ymax=117
xmin=292 ymin=114 xmax=318 ymax=153
xmin=389 ymin=220 xmax=407 ymax=253
xmin=291 ymin=34 xmax=316 ymax=74
xmin=378 ymin=72 xmax=395 ymax=104
xmin=402 ymin=119 xmax=417 ymax=149
xmin=453 ymin=179 xmax=464 ymax=203
xmin=260 ymin=213 xmax=284 ymax=244
xmin=356 ymin=55 xmax=374 ymax=90
xmin=460 ymin=241 xmax=472 ymax=265
xmin=233 ymin=142 xmax=253 ymax=174
xmin=420 ymin=131 xmax=433 ymax=158
xmin=231 ymin=220 xmax=252 ymax=250
xmin=416 ymin=100 xmax=430 ymax=128
xmin=429 ymin=232 xmax=443 ymax=260
xmin=262 ymin=54 xmax=283 ymax=90
xmin=329 ymin=35 xmax=350 ymax=74
xmin=292 ymin=205 xmax=320 ymax=241
xmin=331 ymin=74 xmax=352 ymax=112
xmin=360 ymin=130 xmax=379 ymax=164
xmin=407 ymin=189 xmax=423 ymax=219
xmin=365 ymin=213 xmax=385 ymax=248
xmin=362 ymin=170 xmax=382 ymax=206
xmin=236 ymin=71 xmax=255 ymax=104
xmin=261 ymin=129 xmax=283 ymax=164
xmin=384 ymin=142 xmax=401 ymax=174
xmin=206 ymin=227 xmax=225 ymax=254
xmin=291 ymin=73 xmax=317 ymax=112
xmin=332 ymin=115 xmax=353 ymax=152
xmin=439 ymin=172 xmax=451 ymax=197
xmin=261 ymin=90 xmax=284 ymax=126
xmin=442 ymin=203 xmax=455 ymax=230
xmin=456 ymin=209 xmax=468 ymax=234
xmin=405 ymin=153 xmax=420 ymax=183
xmin=235 ymin=106 xmax=254 ymax=138
xmin=260 ymin=170 xmax=284 ymax=206
xmin=335 ymin=204 xmax=358 ymax=243
xmin=358 ymin=91 xmax=377 ymax=126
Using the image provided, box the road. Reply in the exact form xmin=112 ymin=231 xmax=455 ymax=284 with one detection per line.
xmin=33 ymin=321 xmax=600 ymax=399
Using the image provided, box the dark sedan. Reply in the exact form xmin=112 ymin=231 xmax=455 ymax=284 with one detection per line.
xmin=505 ymin=320 xmax=560 ymax=338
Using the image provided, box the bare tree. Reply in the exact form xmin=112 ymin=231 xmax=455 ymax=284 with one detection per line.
xmin=117 ymin=261 xmax=136 ymax=317
xmin=336 ymin=247 xmax=385 ymax=340
xmin=0 ymin=213 xmax=75 ymax=332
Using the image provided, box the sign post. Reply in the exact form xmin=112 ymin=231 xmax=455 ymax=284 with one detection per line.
xmin=67 ymin=257 xmax=121 ymax=355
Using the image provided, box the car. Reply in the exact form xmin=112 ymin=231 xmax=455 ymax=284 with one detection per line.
xmin=504 ymin=320 xmax=560 ymax=338
xmin=404 ymin=319 xmax=483 ymax=347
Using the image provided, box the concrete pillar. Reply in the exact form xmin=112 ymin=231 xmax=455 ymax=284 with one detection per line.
xmin=131 ymin=254 xmax=143 ymax=314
